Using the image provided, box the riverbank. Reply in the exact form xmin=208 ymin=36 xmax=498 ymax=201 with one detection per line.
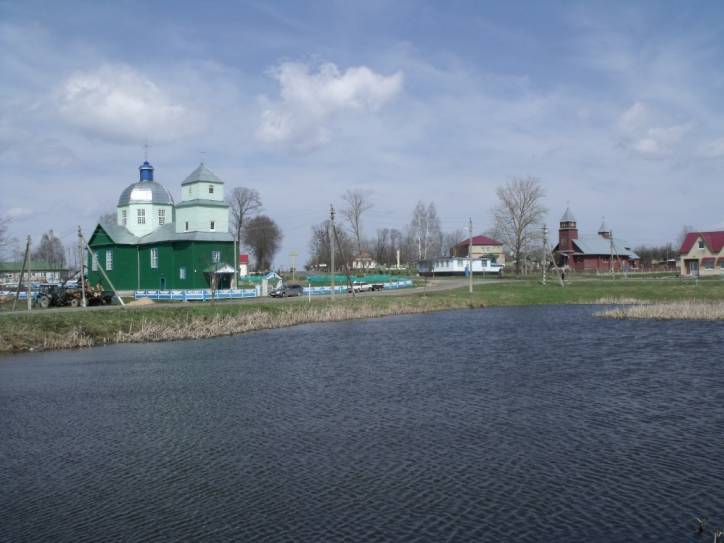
xmin=3 ymin=277 xmax=724 ymax=353
xmin=595 ymin=300 xmax=724 ymax=320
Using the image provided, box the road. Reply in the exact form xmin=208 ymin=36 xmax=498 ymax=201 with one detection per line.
xmin=0 ymin=278 xmax=503 ymax=317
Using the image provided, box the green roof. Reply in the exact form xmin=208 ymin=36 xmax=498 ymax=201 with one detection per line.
xmin=176 ymin=199 xmax=229 ymax=208
xmin=89 ymin=223 xmax=233 ymax=247
xmin=181 ymin=163 xmax=223 ymax=185
xmin=0 ymin=260 xmax=68 ymax=272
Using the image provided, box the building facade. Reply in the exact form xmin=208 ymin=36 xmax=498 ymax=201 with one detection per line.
xmin=450 ymin=235 xmax=505 ymax=265
xmin=552 ymin=207 xmax=639 ymax=272
xmin=679 ymin=231 xmax=724 ymax=276
xmin=88 ymin=160 xmax=235 ymax=291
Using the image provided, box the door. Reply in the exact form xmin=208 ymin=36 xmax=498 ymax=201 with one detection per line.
xmin=160 ymin=277 xmax=166 ymax=290
xmin=687 ymin=260 xmax=699 ymax=276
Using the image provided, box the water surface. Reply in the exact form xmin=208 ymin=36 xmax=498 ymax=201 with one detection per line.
xmin=1 ymin=305 xmax=722 ymax=542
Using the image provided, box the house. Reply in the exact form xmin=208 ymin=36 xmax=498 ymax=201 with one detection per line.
xmin=552 ymin=207 xmax=639 ymax=272
xmin=0 ymin=260 xmax=69 ymax=284
xmin=416 ymin=256 xmax=502 ymax=276
xmin=87 ymin=159 xmax=235 ymax=291
xmin=450 ymin=235 xmax=505 ymax=266
xmin=239 ymin=253 xmax=250 ymax=277
xmin=352 ymin=251 xmax=378 ymax=270
xmin=679 ymin=231 xmax=724 ymax=276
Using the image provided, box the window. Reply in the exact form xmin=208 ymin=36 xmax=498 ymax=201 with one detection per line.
xmin=185 ymin=221 xmax=189 ymax=231
xmin=703 ymin=258 xmax=715 ymax=270
xmin=210 ymin=221 xmax=215 ymax=231
xmin=158 ymin=209 xmax=165 ymax=225
xmin=137 ymin=208 xmax=146 ymax=225
xmin=209 ymin=184 xmax=214 ymax=194
xmin=698 ymin=240 xmax=705 ymax=249
xmin=150 ymin=248 xmax=158 ymax=269
xmin=121 ymin=209 xmax=127 ymax=226
xmin=212 ymin=250 xmax=220 ymax=263
xmin=92 ymin=251 xmax=99 ymax=271
xmin=179 ymin=267 xmax=187 ymax=280
xmin=105 ymin=250 xmax=113 ymax=271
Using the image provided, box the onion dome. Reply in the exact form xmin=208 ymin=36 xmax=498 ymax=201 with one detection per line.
xmin=117 ymin=160 xmax=174 ymax=206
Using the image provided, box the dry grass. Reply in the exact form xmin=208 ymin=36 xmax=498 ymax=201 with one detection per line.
xmin=595 ymin=301 xmax=724 ymax=320
xmin=0 ymin=297 xmax=483 ymax=353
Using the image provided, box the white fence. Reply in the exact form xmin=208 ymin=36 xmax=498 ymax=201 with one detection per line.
xmin=133 ymin=280 xmax=413 ymax=302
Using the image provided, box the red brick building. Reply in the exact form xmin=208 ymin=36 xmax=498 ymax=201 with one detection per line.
xmin=552 ymin=207 xmax=640 ymax=272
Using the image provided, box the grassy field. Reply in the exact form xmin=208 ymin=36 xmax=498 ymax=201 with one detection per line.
xmin=2 ymin=276 xmax=723 ymax=353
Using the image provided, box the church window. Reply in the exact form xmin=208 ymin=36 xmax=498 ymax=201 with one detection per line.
xmin=179 ymin=267 xmax=187 ymax=280
xmin=150 ymin=248 xmax=158 ymax=269
xmin=212 ymin=250 xmax=220 ymax=263
xmin=209 ymin=185 xmax=214 ymax=194
xmin=105 ymin=250 xmax=113 ymax=271
xmin=92 ymin=251 xmax=99 ymax=271
xmin=121 ymin=209 xmax=127 ymax=226
xmin=138 ymin=208 xmax=146 ymax=225
xmin=210 ymin=221 xmax=215 ymax=231
xmin=158 ymin=209 xmax=165 ymax=225
xmin=185 ymin=221 xmax=189 ymax=231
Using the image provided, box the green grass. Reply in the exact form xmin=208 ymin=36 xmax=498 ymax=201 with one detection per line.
xmin=2 ymin=276 xmax=722 ymax=353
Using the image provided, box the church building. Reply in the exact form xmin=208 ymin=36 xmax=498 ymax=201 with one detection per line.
xmin=552 ymin=207 xmax=640 ymax=272
xmin=87 ymin=159 xmax=235 ymax=291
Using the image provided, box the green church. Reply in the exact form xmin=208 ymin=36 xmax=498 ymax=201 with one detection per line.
xmin=87 ymin=160 xmax=236 ymax=291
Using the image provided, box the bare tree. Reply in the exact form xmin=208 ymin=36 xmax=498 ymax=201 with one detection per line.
xmin=675 ymin=224 xmax=696 ymax=249
xmin=242 ymin=215 xmax=282 ymax=272
xmin=228 ymin=187 xmax=263 ymax=249
xmin=307 ymin=220 xmax=354 ymax=270
xmin=341 ymin=189 xmax=373 ymax=254
xmin=99 ymin=212 xmax=116 ymax=226
xmin=493 ymin=176 xmax=547 ymax=275
xmin=442 ymin=228 xmax=465 ymax=256
xmin=32 ymin=230 xmax=66 ymax=267
xmin=375 ymin=228 xmax=390 ymax=265
xmin=0 ymin=215 xmax=13 ymax=258
xmin=408 ymin=201 xmax=442 ymax=260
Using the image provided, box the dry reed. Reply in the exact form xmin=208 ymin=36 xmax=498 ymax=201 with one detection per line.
xmin=595 ymin=301 xmax=724 ymax=320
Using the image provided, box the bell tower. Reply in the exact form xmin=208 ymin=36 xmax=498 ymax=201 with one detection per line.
xmin=558 ymin=206 xmax=578 ymax=252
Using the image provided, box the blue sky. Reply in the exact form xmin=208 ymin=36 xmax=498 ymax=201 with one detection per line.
xmin=3 ymin=0 xmax=724 ymax=266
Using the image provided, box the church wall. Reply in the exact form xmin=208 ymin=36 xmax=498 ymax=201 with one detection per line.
xmin=175 ymin=206 xmax=229 ymax=234
xmin=183 ymin=181 xmax=224 ymax=201
xmin=87 ymin=244 xmax=140 ymax=291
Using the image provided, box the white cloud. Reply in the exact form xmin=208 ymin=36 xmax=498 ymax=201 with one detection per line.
xmin=5 ymin=207 xmax=33 ymax=219
xmin=256 ymin=62 xmax=403 ymax=146
xmin=617 ymin=102 xmax=690 ymax=158
xmin=58 ymin=64 xmax=203 ymax=143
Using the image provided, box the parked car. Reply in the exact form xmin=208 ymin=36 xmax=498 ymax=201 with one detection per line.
xmin=269 ymin=284 xmax=305 ymax=298
xmin=348 ymin=281 xmax=372 ymax=293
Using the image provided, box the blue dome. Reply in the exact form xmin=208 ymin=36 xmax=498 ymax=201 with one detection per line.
xmin=139 ymin=160 xmax=154 ymax=182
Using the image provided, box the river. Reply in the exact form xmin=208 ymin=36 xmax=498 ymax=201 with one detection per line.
xmin=1 ymin=305 xmax=722 ymax=542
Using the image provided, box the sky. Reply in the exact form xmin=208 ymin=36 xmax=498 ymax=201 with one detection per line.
xmin=2 ymin=0 xmax=724 ymax=267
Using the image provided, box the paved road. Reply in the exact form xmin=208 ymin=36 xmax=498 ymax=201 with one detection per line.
xmin=0 ymin=278 xmax=503 ymax=317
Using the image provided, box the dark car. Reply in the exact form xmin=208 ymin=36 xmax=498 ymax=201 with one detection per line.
xmin=269 ymin=284 xmax=305 ymax=298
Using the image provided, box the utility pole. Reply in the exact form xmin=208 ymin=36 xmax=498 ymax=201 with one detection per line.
xmin=289 ymin=252 xmax=298 ymax=281
xmin=542 ymin=224 xmax=548 ymax=286
xmin=27 ymin=249 xmax=32 ymax=311
xmin=12 ymin=236 xmax=31 ymax=312
xmin=329 ymin=204 xmax=335 ymax=299
xmin=609 ymin=229 xmax=615 ymax=276
xmin=78 ymin=226 xmax=87 ymax=307
xmin=468 ymin=217 xmax=473 ymax=294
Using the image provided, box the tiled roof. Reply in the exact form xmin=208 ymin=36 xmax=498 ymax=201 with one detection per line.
xmin=455 ymin=235 xmax=502 ymax=247
xmin=679 ymin=231 xmax=724 ymax=254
